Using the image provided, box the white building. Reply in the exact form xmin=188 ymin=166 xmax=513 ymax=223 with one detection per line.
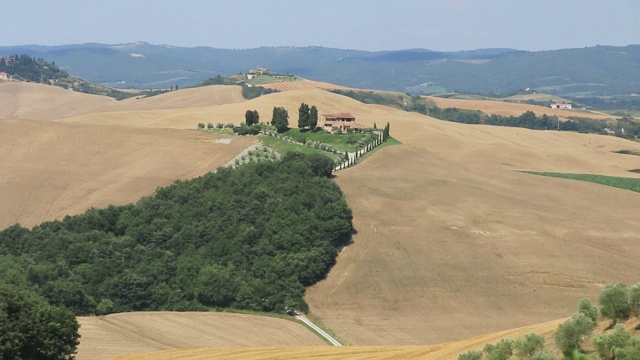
xmin=550 ymin=101 xmax=572 ymax=110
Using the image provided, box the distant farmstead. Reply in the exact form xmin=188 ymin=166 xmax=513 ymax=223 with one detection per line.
xmin=249 ymin=67 xmax=270 ymax=75
xmin=0 ymin=72 xmax=8 ymax=80
xmin=320 ymin=113 xmax=363 ymax=131
xmin=550 ymin=101 xmax=572 ymax=110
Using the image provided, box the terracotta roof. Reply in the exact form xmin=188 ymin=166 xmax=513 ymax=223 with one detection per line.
xmin=323 ymin=120 xmax=364 ymax=128
xmin=322 ymin=113 xmax=356 ymax=120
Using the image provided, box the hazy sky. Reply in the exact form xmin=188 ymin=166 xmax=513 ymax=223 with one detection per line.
xmin=3 ymin=0 xmax=638 ymax=51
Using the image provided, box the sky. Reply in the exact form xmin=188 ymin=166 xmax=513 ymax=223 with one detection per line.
xmin=3 ymin=0 xmax=639 ymax=52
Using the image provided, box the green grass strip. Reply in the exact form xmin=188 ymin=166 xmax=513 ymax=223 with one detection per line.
xmin=522 ymin=171 xmax=640 ymax=193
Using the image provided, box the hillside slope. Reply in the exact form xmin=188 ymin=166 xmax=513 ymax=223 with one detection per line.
xmin=0 ymin=81 xmax=115 ymax=120
xmin=108 ymin=318 xmax=565 ymax=360
xmin=2 ymin=43 xmax=637 ymax=95
xmin=305 ymin=99 xmax=640 ymax=345
xmin=0 ymin=119 xmax=255 ymax=228
xmin=77 ymin=312 xmax=326 ymax=360
xmin=4 ymin=83 xmax=640 ymax=356
xmin=0 ymin=82 xmax=246 ymax=121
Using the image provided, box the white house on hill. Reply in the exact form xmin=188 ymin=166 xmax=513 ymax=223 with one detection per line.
xmin=550 ymin=101 xmax=572 ymax=109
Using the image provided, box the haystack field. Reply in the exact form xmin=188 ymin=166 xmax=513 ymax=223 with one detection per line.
xmin=76 ymin=312 xmax=326 ymax=360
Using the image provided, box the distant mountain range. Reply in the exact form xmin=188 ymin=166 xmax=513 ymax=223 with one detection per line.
xmin=1 ymin=42 xmax=638 ymax=97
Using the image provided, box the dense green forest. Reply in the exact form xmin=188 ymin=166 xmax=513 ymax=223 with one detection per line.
xmin=0 ymin=54 xmax=137 ymax=100
xmin=566 ymin=96 xmax=640 ymax=111
xmin=4 ymin=43 xmax=637 ymax=97
xmin=0 ymin=153 xmax=352 ymax=316
xmin=0 ymin=54 xmax=69 ymax=83
xmin=0 ymin=285 xmax=79 ymax=359
xmin=331 ymin=89 xmax=640 ymax=139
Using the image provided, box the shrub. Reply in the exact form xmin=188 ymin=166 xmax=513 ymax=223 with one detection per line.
xmin=529 ymin=350 xmax=557 ymax=360
xmin=577 ymin=298 xmax=599 ymax=322
xmin=457 ymin=350 xmax=483 ymax=360
xmin=514 ymin=333 xmax=545 ymax=358
xmin=197 ymin=122 xmax=205 ymax=129
xmin=207 ymin=122 xmax=214 ymax=129
xmin=599 ymin=283 xmax=631 ymax=322
xmin=629 ymin=282 xmax=640 ymax=316
xmin=216 ymin=122 xmax=224 ymax=129
xmin=483 ymin=338 xmax=513 ymax=360
xmin=616 ymin=337 xmax=640 ymax=359
xmin=554 ymin=312 xmax=594 ymax=354
xmin=593 ymin=325 xmax=631 ymax=360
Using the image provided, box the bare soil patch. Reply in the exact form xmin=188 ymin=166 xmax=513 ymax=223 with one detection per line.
xmin=77 ymin=312 xmax=325 ymax=360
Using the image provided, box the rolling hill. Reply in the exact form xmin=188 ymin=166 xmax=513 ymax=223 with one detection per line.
xmin=1 ymin=42 xmax=638 ymax=96
xmin=76 ymin=312 xmax=326 ymax=360
xmin=0 ymin=82 xmax=255 ymax=229
xmin=2 ymin=80 xmax=640 ymax=359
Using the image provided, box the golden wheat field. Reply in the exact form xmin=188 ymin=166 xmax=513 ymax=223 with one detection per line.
xmin=76 ymin=312 xmax=326 ymax=360
xmin=2 ymin=80 xmax=640 ymax=360
xmin=427 ymin=95 xmax=612 ymax=119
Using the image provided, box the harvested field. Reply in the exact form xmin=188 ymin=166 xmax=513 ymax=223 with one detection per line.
xmin=0 ymin=82 xmax=245 ymax=121
xmin=0 ymin=81 xmax=114 ymax=120
xmin=98 ymin=85 xmax=245 ymax=112
xmin=5 ymin=83 xmax=640 ymax=357
xmin=0 ymin=119 xmax=255 ymax=228
xmin=109 ymin=318 xmax=564 ymax=360
xmin=77 ymin=312 xmax=326 ymax=360
xmin=60 ymin=88 xmax=371 ymax=129
xmin=261 ymin=79 xmax=350 ymax=92
xmin=305 ymin=94 xmax=640 ymax=345
xmin=427 ymin=95 xmax=612 ymax=119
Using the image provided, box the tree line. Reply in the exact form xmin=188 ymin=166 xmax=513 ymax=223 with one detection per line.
xmin=0 ymin=54 xmax=69 ymax=84
xmin=332 ymin=89 xmax=640 ymax=140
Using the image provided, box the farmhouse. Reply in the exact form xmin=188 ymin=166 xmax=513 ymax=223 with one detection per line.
xmin=0 ymin=72 xmax=8 ymax=81
xmin=320 ymin=113 xmax=363 ymax=131
xmin=248 ymin=67 xmax=269 ymax=75
xmin=550 ymin=101 xmax=572 ymax=109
